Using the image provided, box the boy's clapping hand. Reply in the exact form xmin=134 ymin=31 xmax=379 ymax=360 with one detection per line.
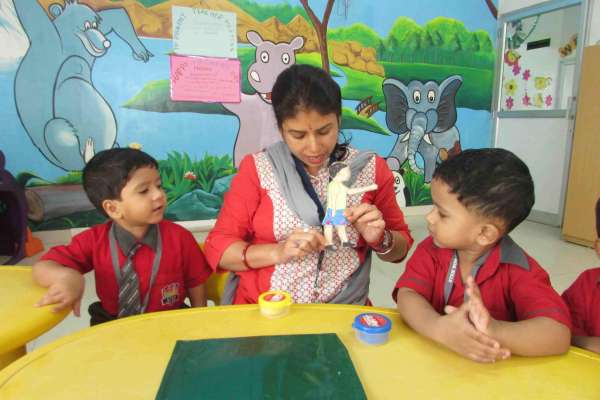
xmin=440 ymin=296 xmax=511 ymax=363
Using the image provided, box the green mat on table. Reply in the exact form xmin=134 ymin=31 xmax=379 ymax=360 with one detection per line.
xmin=155 ymin=333 xmax=367 ymax=400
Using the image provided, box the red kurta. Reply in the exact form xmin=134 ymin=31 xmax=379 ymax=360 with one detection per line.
xmin=205 ymin=148 xmax=413 ymax=304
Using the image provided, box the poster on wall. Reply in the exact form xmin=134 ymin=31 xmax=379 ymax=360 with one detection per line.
xmin=0 ymin=0 xmax=498 ymax=231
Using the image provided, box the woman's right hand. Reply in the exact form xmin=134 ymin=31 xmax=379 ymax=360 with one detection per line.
xmin=277 ymin=227 xmax=326 ymax=264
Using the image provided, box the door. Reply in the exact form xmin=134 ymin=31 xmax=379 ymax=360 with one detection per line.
xmin=562 ymin=44 xmax=600 ymax=246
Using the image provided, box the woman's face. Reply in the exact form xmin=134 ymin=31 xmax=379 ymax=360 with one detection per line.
xmin=280 ymin=108 xmax=339 ymax=175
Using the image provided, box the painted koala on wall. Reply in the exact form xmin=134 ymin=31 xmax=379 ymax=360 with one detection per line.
xmin=223 ymin=31 xmax=304 ymax=167
xmin=13 ymin=0 xmax=152 ymax=171
xmin=383 ymin=75 xmax=463 ymax=183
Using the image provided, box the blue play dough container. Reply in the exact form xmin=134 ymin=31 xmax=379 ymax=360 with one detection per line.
xmin=352 ymin=313 xmax=392 ymax=345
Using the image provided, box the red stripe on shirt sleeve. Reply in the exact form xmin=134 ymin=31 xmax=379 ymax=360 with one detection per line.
xmin=512 ymin=259 xmax=572 ymax=330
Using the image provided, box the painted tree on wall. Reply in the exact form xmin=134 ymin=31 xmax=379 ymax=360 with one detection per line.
xmin=300 ymin=0 xmax=335 ymax=73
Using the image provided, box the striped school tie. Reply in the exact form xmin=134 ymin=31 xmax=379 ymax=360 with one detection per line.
xmin=118 ymin=244 xmax=142 ymax=318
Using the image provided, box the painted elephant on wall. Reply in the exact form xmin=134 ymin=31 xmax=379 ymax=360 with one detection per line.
xmin=13 ymin=0 xmax=152 ymax=171
xmin=383 ymin=75 xmax=463 ymax=183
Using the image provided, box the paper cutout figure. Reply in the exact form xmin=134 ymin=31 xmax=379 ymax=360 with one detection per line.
xmin=323 ymin=162 xmax=377 ymax=250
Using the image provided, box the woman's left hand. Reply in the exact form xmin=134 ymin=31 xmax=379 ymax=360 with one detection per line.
xmin=345 ymin=203 xmax=385 ymax=244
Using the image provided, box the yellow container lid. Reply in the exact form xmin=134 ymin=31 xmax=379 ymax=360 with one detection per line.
xmin=258 ymin=290 xmax=292 ymax=315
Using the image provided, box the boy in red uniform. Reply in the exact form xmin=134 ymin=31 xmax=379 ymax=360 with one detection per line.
xmin=33 ymin=148 xmax=211 ymax=325
xmin=562 ymin=198 xmax=600 ymax=353
xmin=394 ymin=148 xmax=571 ymax=362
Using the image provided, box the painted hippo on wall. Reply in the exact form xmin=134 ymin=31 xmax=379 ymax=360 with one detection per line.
xmin=223 ymin=30 xmax=304 ymax=167
xmin=13 ymin=0 xmax=152 ymax=171
xmin=383 ymin=75 xmax=463 ymax=183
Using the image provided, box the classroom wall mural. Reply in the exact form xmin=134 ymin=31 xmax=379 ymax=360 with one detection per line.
xmin=0 ymin=0 xmax=498 ymax=231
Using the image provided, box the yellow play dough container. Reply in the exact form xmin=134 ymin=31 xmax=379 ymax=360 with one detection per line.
xmin=258 ymin=290 xmax=292 ymax=318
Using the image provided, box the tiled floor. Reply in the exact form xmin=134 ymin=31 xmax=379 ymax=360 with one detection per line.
xmin=19 ymin=216 xmax=598 ymax=352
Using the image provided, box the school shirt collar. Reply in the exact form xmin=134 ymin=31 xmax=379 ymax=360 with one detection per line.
xmin=471 ymin=236 xmax=530 ymax=283
xmin=112 ymin=223 xmax=158 ymax=255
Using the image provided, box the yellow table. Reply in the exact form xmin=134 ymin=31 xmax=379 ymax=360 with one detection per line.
xmin=0 ymin=266 xmax=68 ymax=369
xmin=0 ymin=304 xmax=599 ymax=399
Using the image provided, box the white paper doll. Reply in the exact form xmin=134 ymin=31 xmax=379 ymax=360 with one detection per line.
xmin=323 ymin=162 xmax=378 ymax=250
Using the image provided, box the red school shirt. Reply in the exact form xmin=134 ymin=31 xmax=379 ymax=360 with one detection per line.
xmin=393 ymin=236 xmax=572 ymax=328
xmin=204 ymin=150 xmax=413 ymax=304
xmin=562 ymin=268 xmax=600 ymax=336
xmin=41 ymin=220 xmax=211 ymax=316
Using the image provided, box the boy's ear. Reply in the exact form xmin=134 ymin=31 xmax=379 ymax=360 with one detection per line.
xmin=102 ymin=199 xmax=122 ymax=220
xmin=476 ymin=223 xmax=502 ymax=247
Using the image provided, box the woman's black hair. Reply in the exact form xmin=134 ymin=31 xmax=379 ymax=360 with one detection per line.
xmin=271 ymin=64 xmax=349 ymax=162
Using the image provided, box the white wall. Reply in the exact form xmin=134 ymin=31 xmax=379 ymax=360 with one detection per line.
xmin=495 ymin=118 xmax=570 ymax=216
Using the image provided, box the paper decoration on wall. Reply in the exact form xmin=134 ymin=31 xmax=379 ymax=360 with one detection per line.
xmin=506 ymin=16 xmax=540 ymax=50
xmin=534 ymin=76 xmax=552 ymax=90
xmin=501 ymin=48 xmax=556 ymax=111
xmin=559 ymin=34 xmax=577 ymax=58
xmin=170 ymin=55 xmax=241 ymax=103
xmin=172 ymin=6 xmax=237 ymax=58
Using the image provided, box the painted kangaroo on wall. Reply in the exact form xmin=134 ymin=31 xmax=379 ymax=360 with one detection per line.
xmin=223 ymin=31 xmax=304 ymax=167
xmin=383 ymin=75 xmax=463 ymax=183
xmin=13 ymin=0 xmax=152 ymax=171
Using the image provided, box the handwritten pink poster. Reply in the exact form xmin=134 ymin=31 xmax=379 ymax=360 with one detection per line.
xmin=170 ymin=55 xmax=241 ymax=103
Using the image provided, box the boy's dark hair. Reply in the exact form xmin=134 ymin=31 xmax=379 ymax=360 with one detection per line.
xmin=433 ymin=148 xmax=534 ymax=233
xmin=271 ymin=64 xmax=342 ymax=129
xmin=82 ymin=148 xmax=158 ymax=217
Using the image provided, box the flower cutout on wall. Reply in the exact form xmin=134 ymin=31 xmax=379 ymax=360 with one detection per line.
xmin=504 ymin=79 xmax=518 ymax=96
xmin=545 ymin=95 xmax=553 ymax=107
xmin=504 ymin=49 xmax=521 ymax=66
xmin=506 ymin=96 xmax=514 ymax=110
xmin=512 ymin=63 xmax=521 ymax=76
xmin=522 ymin=69 xmax=531 ymax=81
xmin=522 ymin=94 xmax=531 ymax=106
xmin=129 ymin=142 xmax=142 ymax=150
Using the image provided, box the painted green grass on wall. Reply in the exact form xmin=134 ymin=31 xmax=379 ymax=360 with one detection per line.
xmin=328 ymin=18 xmax=495 ymax=70
xmin=159 ymin=151 xmax=235 ymax=204
xmin=27 ymin=152 xmax=236 ymax=230
xmin=402 ymin=167 xmax=432 ymax=206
